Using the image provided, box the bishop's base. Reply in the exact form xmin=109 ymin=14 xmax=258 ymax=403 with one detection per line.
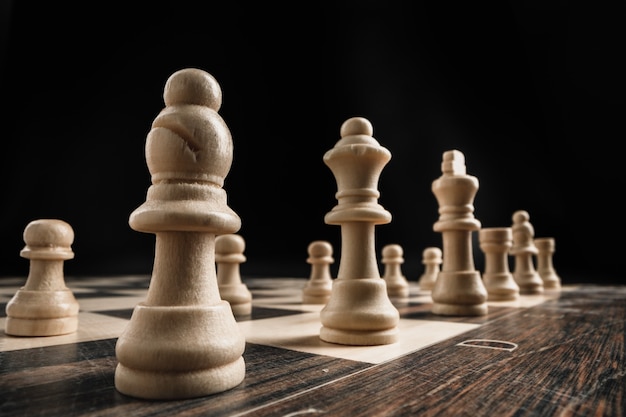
xmin=115 ymin=358 xmax=245 ymax=400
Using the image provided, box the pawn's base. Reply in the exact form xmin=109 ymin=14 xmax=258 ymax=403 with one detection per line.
xmin=5 ymin=315 xmax=78 ymax=337
xmin=230 ymin=302 xmax=252 ymax=317
xmin=386 ymin=283 xmax=409 ymax=299
xmin=540 ymin=273 xmax=561 ymax=290
xmin=515 ymin=272 xmax=544 ymax=294
xmin=418 ymin=278 xmax=436 ymax=292
xmin=302 ymin=293 xmax=331 ymax=304
xmin=431 ymin=302 xmax=488 ymax=316
xmin=484 ymin=272 xmax=520 ymax=301
xmin=4 ymin=289 xmax=79 ymax=336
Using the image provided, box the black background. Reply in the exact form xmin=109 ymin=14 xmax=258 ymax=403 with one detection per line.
xmin=1 ymin=2 xmax=624 ymax=284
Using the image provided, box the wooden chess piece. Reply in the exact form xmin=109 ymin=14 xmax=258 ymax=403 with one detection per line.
xmin=381 ymin=244 xmax=409 ymax=299
xmin=510 ymin=210 xmax=544 ymax=294
xmin=417 ymin=247 xmax=442 ymax=291
xmin=216 ymin=233 xmax=252 ymax=317
xmin=302 ymin=240 xmax=334 ymax=304
xmin=534 ymin=237 xmax=561 ymax=291
xmin=115 ymin=68 xmax=246 ymax=400
xmin=319 ymin=116 xmax=400 ymax=346
xmin=479 ymin=227 xmax=520 ymax=301
xmin=5 ymin=219 xmax=79 ymax=336
xmin=430 ymin=150 xmax=488 ymax=315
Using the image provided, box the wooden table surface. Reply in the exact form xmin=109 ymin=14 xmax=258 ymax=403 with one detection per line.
xmin=1 ymin=277 xmax=624 ymax=416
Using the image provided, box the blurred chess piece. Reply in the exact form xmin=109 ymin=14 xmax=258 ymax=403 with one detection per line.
xmin=5 ymin=219 xmax=79 ymax=336
xmin=115 ymin=68 xmax=245 ymax=400
xmin=302 ymin=240 xmax=334 ymax=304
xmin=534 ymin=237 xmax=561 ymax=291
xmin=479 ymin=227 xmax=520 ymax=301
xmin=381 ymin=244 xmax=409 ymax=299
xmin=216 ymin=233 xmax=252 ymax=317
xmin=430 ymin=150 xmax=488 ymax=316
xmin=417 ymin=247 xmax=442 ymax=291
xmin=320 ymin=116 xmax=400 ymax=345
xmin=510 ymin=210 xmax=544 ymax=294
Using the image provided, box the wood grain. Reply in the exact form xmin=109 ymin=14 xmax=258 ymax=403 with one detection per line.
xmin=1 ymin=283 xmax=624 ymax=416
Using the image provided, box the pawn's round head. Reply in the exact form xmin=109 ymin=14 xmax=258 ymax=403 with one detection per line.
xmin=308 ymin=241 xmax=333 ymax=257
xmin=382 ymin=244 xmax=403 ymax=258
xmin=216 ymin=234 xmax=246 ymax=255
xmin=21 ymin=219 xmax=75 ymax=260
xmin=513 ymin=210 xmax=530 ymax=224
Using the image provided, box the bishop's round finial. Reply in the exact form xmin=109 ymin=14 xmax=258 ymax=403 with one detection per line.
xmin=164 ymin=68 xmax=222 ymax=110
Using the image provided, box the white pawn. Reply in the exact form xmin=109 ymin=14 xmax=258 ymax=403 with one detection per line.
xmin=534 ymin=237 xmax=561 ymax=291
xmin=320 ymin=116 xmax=400 ymax=346
xmin=5 ymin=219 xmax=79 ymax=336
xmin=302 ymin=240 xmax=334 ymax=304
xmin=479 ymin=227 xmax=519 ymax=301
xmin=381 ymin=244 xmax=409 ymax=299
xmin=115 ymin=68 xmax=245 ymax=400
xmin=216 ymin=234 xmax=252 ymax=317
xmin=417 ymin=247 xmax=442 ymax=291
xmin=510 ymin=210 xmax=544 ymax=294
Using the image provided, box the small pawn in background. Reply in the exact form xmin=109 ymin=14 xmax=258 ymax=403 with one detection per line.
xmin=115 ymin=68 xmax=245 ymax=400
xmin=216 ymin=234 xmax=252 ymax=317
xmin=479 ymin=227 xmax=519 ymax=301
xmin=381 ymin=244 xmax=409 ymax=299
xmin=534 ymin=237 xmax=561 ymax=291
xmin=320 ymin=116 xmax=400 ymax=346
xmin=430 ymin=150 xmax=488 ymax=316
xmin=417 ymin=247 xmax=442 ymax=291
xmin=510 ymin=210 xmax=544 ymax=294
xmin=302 ymin=240 xmax=334 ymax=304
xmin=5 ymin=219 xmax=79 ymax=336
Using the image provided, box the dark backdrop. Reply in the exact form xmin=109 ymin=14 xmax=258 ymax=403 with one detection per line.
xmin=1 ymin=2 xmax=624 ymax=284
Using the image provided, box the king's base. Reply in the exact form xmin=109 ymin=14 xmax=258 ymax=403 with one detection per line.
xmin=320 ymin=326 xmax=398 ymax=346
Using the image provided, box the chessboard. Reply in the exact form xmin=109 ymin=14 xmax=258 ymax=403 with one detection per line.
xmin=1 ymin=275 xmax=624 ymax=416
